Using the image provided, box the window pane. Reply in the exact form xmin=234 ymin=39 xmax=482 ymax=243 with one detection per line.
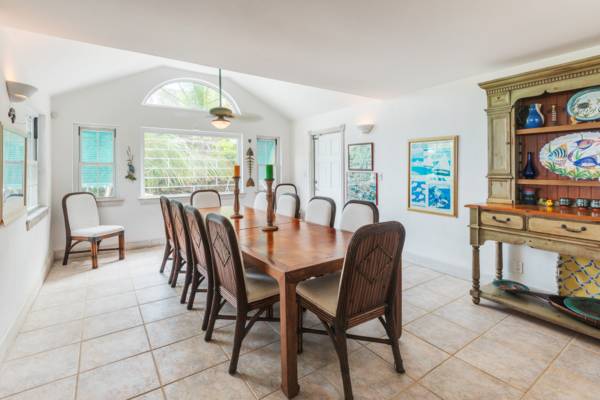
xmin=81 ymin=165 xmax=114 ymax=197
xmin=257 ymin=138 xmax=277 ymax=186
xmin=81 ymin=129 xmax=114 ymax=163
xmin=3 ymin=131 xmax=25 ymax=199
xmin=144 ymin=80 xmax=235 ymax=112
xmin=143 ymin=132 xmax=239 ymax=196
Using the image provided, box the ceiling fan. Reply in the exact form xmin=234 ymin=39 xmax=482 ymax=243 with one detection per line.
xmin=209 ymin=68 xmax=261 ymax=129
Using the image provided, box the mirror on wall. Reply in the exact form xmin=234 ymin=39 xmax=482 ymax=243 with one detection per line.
xmin=1 ymin=122 xmax=27 ymax=225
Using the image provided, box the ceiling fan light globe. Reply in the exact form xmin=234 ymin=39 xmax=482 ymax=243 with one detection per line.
xmin=211 ymin=116 xmax=231 ymax=129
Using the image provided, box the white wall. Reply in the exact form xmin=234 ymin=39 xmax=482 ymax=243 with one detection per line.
xmin=0 ymin=61 xmax=53 ymax=356
xmin=51 ymin=66 xmax=292 ymax=253
xmin=292 ymin=46 xmax=600 ymax=292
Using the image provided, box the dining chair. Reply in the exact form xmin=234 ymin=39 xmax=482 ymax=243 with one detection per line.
xmin=253 ymin=191 xmax=268 ymax=211
xmin=184 ymin=206 xmax=214 ymax=325
xmin=276 ymin=193 xmax=300 ymax=218
xmin=296 ymin=221 xmax=406 ymax=400
xmin=159 ymin=196 xmax=177 ymax=278
xmin=274 ymin=183 xmax=297 ymax=208
xmin=169 ymin=200 xmax=190 ymax=291
xmin=62 ymin=192 xmax=125 ymax=269
xmin=191 ymin=189 xmax=222 ymax=208
xmin=204 ymin=213 xmax=280 ymax=374
xmin=340 ymin=200 xmax=379 ymax=232
xmin=305 ymin=196 xmax=336 ymax=227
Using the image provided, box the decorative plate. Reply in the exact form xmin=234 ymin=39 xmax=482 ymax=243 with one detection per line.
xmin=567 ymin=87 xmax=600 ymax=121
xmin=493 ymin=279 xmax=529 ymax=292
xmin=539 ymin=131 xmax=600 ymax=180
xmin=563 ymin=297 xmax=600 ymax=322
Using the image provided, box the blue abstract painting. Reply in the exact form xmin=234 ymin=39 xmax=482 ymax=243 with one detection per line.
xmin=346 ymin=171 xmax=378 ymax=204
xmin=408 ymin=137 xmax=457 ymax=216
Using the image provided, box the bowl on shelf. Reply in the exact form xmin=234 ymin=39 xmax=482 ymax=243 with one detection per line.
xmin=559 ymin=197 xmax=573 ymax=207
xmin=576 ymin=198 xmax=590 ymax=209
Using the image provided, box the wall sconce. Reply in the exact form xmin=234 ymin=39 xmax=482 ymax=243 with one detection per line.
xmin=356 ymin=124 xmax=375 ymax=134
xmin=6 ymin=81 xmax=38 ymax=102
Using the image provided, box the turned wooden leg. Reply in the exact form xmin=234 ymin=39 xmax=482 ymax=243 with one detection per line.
xmin=91 ymin=240 xmax=99 ymax=269
xmin=118 ymin=232 xmax=125 ymax=260
xmin=495 ymin=242 xmax=503 ymax=280
xmin=471 ymin=245 xmax=480 ymax=304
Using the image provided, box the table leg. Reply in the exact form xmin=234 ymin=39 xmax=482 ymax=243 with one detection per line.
xmin=495 ymin=242 xmax=503 ymax=280
xmin=279 ymin=277 xmax=300 ymax=398
xmin=471 ymin=245 xmax=480 ymax=304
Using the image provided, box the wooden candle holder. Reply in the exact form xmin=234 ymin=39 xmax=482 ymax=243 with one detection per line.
xmin=231 ymin=176 xmax=243 ymax=219
xmin=262 ymin=178 xmax=278 ymax=231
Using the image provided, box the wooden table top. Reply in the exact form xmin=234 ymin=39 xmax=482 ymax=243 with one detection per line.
xmin=196 ymin=205 xmax=296 ymax=230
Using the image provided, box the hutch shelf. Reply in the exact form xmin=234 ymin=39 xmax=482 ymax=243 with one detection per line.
xmin=467 ymin=55 xmax=600 ymax=339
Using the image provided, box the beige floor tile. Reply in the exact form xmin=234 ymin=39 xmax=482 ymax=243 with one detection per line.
xmin=367 ymin=331 xmax=450 ymax=380
xmin=392 ymin=384 xmax=441 ymax=400
xmin=571 ymin=334 xmax=600 ymax=355
xmin=1 ymin=376 xmax=76 ymax=400
xmin=402 ymin=266 xmax=442 ymax=290
xmin=80 ymin=326 xmax=150 ymax=371
xmin=402 ymin=301 xmax=428 ymax=325
xmin=321 ymin=347 xmax=413 ymax=400
xmin=84 ymin=291 xmax=138 ymax=317
xmin=433 ymin=296 xmax=508 ymax=334
xmin=31 ymin=288 xmax=87 ymax=311
xmin=136 ymin=284 xmax=179 ymax=305
xmin=82 ymin=306 xmax=143 ymax=340
xmin=404 ymin=314 xmax=479 ymax=354
xmin=86 ymin=279 xmax=134 ymax=300
xmin=263 ymin=373 xmax=342 ymax=400
xmin=7 ymin=320 xmax=82 ymax=360
xmin=0 ymin=343 xmax=79 ymax=398
xmin=77 ymin=352 xmax=160 ymax=400
xmin=403 ymin=286 xmax=453 ymax=312
xmin=213 ymin=321 xmax=280 ymax=357
xmin=420 ymin=275 xmax=471 ymax=299
xmin=140 ymin=297 xmax=189 ymax=323
xmin=153 ymin=335 xmax=228 ymax=384
xmin=421 ymin=358 xmax=523 ymax=400
xmin=163 ymin=364 xmax=255 ymax=400
xmin=145 ymin=312 xmax=205 ymax=349
xmin=20 ymin=302 xmax=84 ymax=332
xmin=132 ymin=389 xmax=164 ymax=399
xmin=132 ymin=273 xmax=170 ymax=290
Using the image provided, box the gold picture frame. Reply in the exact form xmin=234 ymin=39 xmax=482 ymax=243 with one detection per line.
xmin=407 ymin=135 xmax=458 ymax=217
xmin=1 ymin=122 xmax=28 ymax=225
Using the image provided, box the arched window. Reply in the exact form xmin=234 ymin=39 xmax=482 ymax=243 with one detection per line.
xmin=143 ymin=79 xmax=239 ymax=113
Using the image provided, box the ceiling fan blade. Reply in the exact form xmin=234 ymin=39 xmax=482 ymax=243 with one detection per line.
xmin=232 ymin=112 xmax=263 ymax=122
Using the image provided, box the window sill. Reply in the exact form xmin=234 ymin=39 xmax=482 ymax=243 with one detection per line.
xmin=138 ymin=192 xmax=244 ymax=204
xmin=96 ymin=197 xmax=125 ymax=206
xmin=26 ymin=206 xmax=49 ymax=231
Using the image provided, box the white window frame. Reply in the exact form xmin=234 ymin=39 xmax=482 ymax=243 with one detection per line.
xmin=256 ymin=136 xmax=281 ymax=187
xmin=26 ymin=115 xmax=39 ymax=211
xmin=73 ymin=124 xmax=118 ymax=199
xmin=139 ymin=127 xmax=243 ymax=198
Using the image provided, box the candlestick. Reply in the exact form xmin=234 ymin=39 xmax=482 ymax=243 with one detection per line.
xmin=262 ymin=178 xmax=278 ymax=231
xmin=233 ymin=164 xmax=240 ymax=177
xmin=231 ymin=176 xmax=243 ymax=219
xmin=265 ymin=164 xmax=273 ymax=180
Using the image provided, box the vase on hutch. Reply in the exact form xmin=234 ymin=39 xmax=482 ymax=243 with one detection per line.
xmin=524 ymin=103 xmax=544 ymax=128
xmin=522 ymin=152 xmax=537 ymax=179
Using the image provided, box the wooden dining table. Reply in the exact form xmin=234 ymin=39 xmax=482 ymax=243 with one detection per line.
xmin=197 ymin=205 xmax=400 ymax=398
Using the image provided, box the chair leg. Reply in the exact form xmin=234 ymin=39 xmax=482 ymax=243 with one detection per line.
xmin=62 ymin=239 xmax=72 ymax=265
xmin=201 ymin=276 xmax=213 ymax=331
xmin=228 ymin=310 xmax=247 ymax=375
xmin=180 ymin=263 xmax=194 ymax=305
xmin=169 ymin=252 xmax=180 ymax=288
xmin=160 ymin=243 xmax=171 ymax=273
xmin=91 ymin=240 xmax=99 ymax=269
xmin=385 ymin=313 xmax=405 ymax=373
xmin=334 ymin=329 xmax=353 ymax=400
xmin=204 ymin=293 xmax=221 ymax=342
xmin=118 ymin=232 xmax=125 ymax=260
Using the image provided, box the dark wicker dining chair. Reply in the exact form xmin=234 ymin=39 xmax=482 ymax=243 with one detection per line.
xmin=204 ymin=213 xmax=280 ymax=374
xmin=159 ymin=196 xmax=177 ymax=278
xmin=169 ymin=200 xmax=191 ymax=292
xmin=297 ymin=221 xmax=406 ymax=400
xmin=191 ymin=189 xmax=222 ymax=208
xmin=184 ymin=206 xmax=214 ymax=327
xmin=274 ymin=182 xmax=297 ymax=208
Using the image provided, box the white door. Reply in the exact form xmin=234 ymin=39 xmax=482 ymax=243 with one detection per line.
xmin=313 ymin=132 xmax=343 ymax=207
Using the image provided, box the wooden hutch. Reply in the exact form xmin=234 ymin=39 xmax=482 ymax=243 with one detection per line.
xmin=467 ymin=56 xmax=600 ymax=339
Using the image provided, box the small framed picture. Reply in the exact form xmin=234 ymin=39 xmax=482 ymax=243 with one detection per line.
xmin=346 ymin=171 xmax=378 ymax=205
xmin=348 ymin=142 xmax=373 ymax=171
xmin=408 ymin=136 xmax=458 ymax=217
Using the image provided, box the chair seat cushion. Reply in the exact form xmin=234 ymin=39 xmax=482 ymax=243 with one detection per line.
xmin=297 ymin=271 xmax=341 ymax=316
xmin=71 ymin=225 xmax=124 ymax=238
xmin=245 ymin=268 xmax=279 ymax=303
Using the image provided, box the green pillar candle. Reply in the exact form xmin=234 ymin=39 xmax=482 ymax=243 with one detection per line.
xmin=265 ymin=164 xmax=274 ymax=180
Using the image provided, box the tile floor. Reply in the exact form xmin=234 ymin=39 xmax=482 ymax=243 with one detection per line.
xmin=1 ymin=246 xmax=599 ymax=399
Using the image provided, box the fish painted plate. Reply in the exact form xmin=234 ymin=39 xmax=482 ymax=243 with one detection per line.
xmin=567 ymin=87 xmax=600 ymax=121
xmin=539 ymin=131 xmax=600 ymax=180
xmin=563 ymin=297 xmax=600 ymax=322
xmin=493 ymin=279 xmax=529 ymax=292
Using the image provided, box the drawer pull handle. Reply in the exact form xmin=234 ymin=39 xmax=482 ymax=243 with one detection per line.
xmin=492 ymin=216 xmax=511 ymax=223
xmin=560 ymin=224 xmax=587 ymax=233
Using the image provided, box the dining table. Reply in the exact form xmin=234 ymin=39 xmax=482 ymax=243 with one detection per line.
xmin=197 ymin=205 xmax=401 ymax=398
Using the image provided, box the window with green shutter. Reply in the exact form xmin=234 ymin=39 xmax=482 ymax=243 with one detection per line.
xmin=257 ymin=137 xmax=279 ymax=187
xmin=78 ymin=127 xmax=116 ymax=198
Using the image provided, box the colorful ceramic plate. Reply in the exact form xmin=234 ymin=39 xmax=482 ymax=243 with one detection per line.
xmin=563 ymin=297 xmax=600 ymax=322
xmin=492 ymin=279 xmax=529 ymax=292
xmin=567 ymin=87 xmax=600 ymax=121
xmin=539 ymin=131 xmax=600 ymax=180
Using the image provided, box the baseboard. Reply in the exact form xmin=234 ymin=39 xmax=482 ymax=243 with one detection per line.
xmin=403 ymin=251 xmax=492 ymax=283
xmin=52 ymin=238 xmax=165 ymax=261
xmin=0 ymin=248 xmax=54 ymax=363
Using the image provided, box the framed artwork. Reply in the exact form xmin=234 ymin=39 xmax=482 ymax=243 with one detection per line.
xmin=408 ymin=136 xmax=458 ymax=217
xmin=348 ymin=142 xmax=373 ymax=171
xmin=1 ymin=122 xmax=28 ymax=225
xmin=346 ymin=171 xmax=378 ymax=204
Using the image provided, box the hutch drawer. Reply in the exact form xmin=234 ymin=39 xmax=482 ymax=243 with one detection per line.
xmin=528 ymin=217 xmax=600 ymax=241
xmin=481 ymin=211 xmax=524 ymax=230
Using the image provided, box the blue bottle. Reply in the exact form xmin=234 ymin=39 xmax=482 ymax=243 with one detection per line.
xmin=524 ymin=104 xmax=544 ymax=129
xmin=523 ymin=152 xmax=537 ymax=179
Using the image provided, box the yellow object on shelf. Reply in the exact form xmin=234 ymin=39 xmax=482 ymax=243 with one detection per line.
xmin=557 ymin=255 xmax=600 ymax=298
